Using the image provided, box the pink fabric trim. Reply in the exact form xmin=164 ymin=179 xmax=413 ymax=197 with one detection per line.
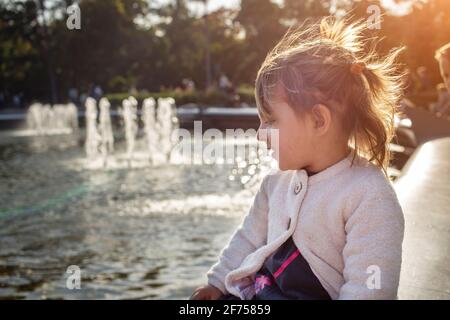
xmin=273 ymin=249 xmax=300 ymax=279
xmin=254 ymin=275 xmax=272 ymax=293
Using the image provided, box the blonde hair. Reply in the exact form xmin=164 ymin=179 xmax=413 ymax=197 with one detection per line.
xmin=435 ymin=43 xmax=450 ymax=61
xmin=255 ymin=16 xmax=405 ymax=172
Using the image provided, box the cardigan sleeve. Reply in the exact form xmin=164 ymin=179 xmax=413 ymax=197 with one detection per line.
xmin=206 ymin=175 xmax=270 ymax=294
xmin=338 ymin=176 xmax=405 ymax=300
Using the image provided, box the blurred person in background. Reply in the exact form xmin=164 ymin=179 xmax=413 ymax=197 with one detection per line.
xmin=435 ymin=43 xmax=450 ymax=120
xmin=436 ymin=43 xmax=450 ymax=94
xmin=416 ymin=66 xmax=433 ymax=92
xmin=430 ymin=83 xmax=450 ymax=118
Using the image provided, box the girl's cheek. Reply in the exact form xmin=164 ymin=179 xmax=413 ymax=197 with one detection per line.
xmin=270 ymin=125 xmax=281 ymax=151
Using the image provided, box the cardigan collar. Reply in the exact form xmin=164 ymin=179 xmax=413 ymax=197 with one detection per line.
xmin=297 ymin=151 xmax=354 ymax=186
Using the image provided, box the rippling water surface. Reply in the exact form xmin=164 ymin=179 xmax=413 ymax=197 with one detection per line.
xmin=0 ymin=131 xmax=270 ymax=299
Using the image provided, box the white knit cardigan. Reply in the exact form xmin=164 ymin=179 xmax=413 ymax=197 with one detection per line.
xmin=206 ymin=153 xmax=405 ymax=300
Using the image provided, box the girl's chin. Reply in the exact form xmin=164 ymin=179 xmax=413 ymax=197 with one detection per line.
xmin=276 ymin=157 xmax=300 ymax=171
xmin=269 ymin=152 xmax=292 ymax=170
xmin=276 ymin=158 xmax=289 ymax=171
xmin=278 ymin=163 xmax=291 ymax=171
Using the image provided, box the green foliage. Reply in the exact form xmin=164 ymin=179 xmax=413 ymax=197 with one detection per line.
xmin=105 ymin=90 xmax=227 ymax=107
xmin=1 ymin=0 xmax=450 ymax=107
xmin=105 ymin=87 xmax=255 ymax=108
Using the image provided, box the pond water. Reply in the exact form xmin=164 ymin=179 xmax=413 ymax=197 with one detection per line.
xmin=0 ymin=131 xmax=269 ymax=299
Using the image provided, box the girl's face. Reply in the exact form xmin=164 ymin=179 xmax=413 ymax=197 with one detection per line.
xmin=256 ymin=92 xmax=315 ymax=171
xmin=438 ymin=57 xmax=450 ymax=93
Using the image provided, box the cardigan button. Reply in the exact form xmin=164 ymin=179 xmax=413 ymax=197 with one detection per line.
xmin=294 ymin=182 xmax=302 ymax=194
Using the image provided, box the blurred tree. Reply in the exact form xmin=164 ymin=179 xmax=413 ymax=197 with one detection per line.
xmin=395 ymin=0 xmax=450 ymax=84
xmin=282 ymin=0 xmax=333 ymax=23
xmin=0 ymin=1 xmax=42 ymax=103
xmin=234 ymin=0 xmax=286 ymax=84
xmin=53 ymin=0 xmax=151 ymax=96
xmin=1 ymin=0 xmax=450 ymax=106
xmin=152 ymin=0 xmax=205 ymax=89
xmin=206 ymin=8 xmax=246 ymax=85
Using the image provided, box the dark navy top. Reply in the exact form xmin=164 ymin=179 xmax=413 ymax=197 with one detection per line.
xmin=252 ymin=236 xmax=331 ymax=300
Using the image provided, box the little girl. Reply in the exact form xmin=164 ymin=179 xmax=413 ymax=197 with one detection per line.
xmin=191 ymin=17 xmax=405 ymax=300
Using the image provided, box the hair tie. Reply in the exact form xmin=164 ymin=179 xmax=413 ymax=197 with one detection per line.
xmin=350 ymin=62 xmax=366 ymax=75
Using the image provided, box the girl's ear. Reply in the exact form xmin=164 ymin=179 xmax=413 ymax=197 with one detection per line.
xmin=311 ymin=104 xmax=331 ymax=135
